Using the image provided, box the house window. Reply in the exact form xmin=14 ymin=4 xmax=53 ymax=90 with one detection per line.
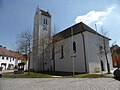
xmin=10 ymin=58 xmax=11 ymax=62
xmin=99 ymin=45 xmax=103 ymax=54
xmin=6 ymin=57 xmax=8 ymax=60
xmin=2 ymin=56 xmax=4 ymax=60
xmin=73 ymin=42 xmax=76 ymax=53
xmin=60 ymin=45 xmax=64 ymax=59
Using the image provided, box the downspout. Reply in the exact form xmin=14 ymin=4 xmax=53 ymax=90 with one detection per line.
xmin=81 ymin=32 xmax=88 ymax=73
xmin=52 ymin=41 xmax=55 ymax=72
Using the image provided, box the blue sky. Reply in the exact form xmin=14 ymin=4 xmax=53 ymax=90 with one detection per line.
xmin=0 ymin=0 xmax=120 ymax=50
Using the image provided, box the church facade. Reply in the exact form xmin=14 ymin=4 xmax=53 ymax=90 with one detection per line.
xmin=31 ymin=7 xmax=113 ymax=73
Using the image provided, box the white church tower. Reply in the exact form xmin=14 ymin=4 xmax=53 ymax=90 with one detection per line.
xmin=31 ymin=6 xmax=51 ymax=72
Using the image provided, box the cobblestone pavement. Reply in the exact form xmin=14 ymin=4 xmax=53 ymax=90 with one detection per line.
xmin=0 ymin=78 xmax=120 ymax=90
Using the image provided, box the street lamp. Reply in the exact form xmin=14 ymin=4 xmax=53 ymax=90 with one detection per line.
xmin=71 ymin=27 xmax=75 ymax=76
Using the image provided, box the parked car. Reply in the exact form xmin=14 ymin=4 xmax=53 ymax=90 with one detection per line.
xmin=14 ymin=64 xmax=24 ymax=74
xmin=14 ymin=68 xmax=18 ymax=74
xmin=113 ymin=68 xmax=120 ymax=78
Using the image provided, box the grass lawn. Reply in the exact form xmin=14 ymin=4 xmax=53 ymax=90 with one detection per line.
xmin=3 ymin=72 xmax=53 ymax=78
xmin=2 ymin=72 xmax=110 ymax=78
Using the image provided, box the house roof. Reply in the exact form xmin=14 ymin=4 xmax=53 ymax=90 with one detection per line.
xmin=110 ymin=44 xmax=120 ymax=54
xmin=53 ymin=22 xmax=111 ymax=42
xmin=9 ymin=50 xmax=27 ymax=61
xmin=110 ymin=44 xmax=119 ymax=51
xmin=0 ymin=45 xmax=27 ymax=61
xmin=0 ymin=46 xmax=13 ymax=57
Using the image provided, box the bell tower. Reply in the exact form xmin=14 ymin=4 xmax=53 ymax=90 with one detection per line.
xmin=32 ymin=6 xmax=51 ymax=72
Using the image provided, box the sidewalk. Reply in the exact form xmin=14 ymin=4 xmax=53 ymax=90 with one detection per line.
xmin=2 ymin=70 xmax=14 ymax=74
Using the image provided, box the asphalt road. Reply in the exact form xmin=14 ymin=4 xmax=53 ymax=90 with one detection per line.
xmin=0 ymin=78 xmax=120 ymax=90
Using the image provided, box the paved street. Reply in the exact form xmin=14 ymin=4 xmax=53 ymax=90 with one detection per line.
xmin=0 ymin=78 xmax=120 ymax=90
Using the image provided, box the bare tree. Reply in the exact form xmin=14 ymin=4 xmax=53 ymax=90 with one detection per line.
xmin=99 ymin=26 xmax=111 ymax=74
xmin=41 ymin=32 xmax=64 ymax=72
xmin=16 ymin=30 xmax=33 ymax=74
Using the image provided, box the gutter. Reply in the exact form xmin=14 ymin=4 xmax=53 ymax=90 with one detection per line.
xmin=81 ymin=32 xmax=88 ymax=73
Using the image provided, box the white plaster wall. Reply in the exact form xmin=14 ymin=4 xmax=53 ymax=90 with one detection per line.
xmin=84 ymin=31 xmax=113 ymax=73
xmin=15 ymin=59 xmax=22 ymax=66
xmin=0 ymin=56 xmax=16 ymax=70
xmin=54 ymin=33 xmax=86 ymax=73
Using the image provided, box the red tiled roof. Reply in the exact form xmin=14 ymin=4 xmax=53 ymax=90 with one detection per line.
xmin=0 ymin=45 xmax=27 ymax=61
xmin=0 ymin=46 xmax=13 ymax=57
xmin=9 ymin=50 xmax=27 ymax=61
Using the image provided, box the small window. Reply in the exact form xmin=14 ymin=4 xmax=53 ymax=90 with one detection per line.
xmin=46 ymin=19 xmax=47 ymax=25
xmin=2 ymin=56 xmax=4 ymax=60
xmin=6 ymin=57 xmax=8 ymax=60
xmin=73 ymin=42 xmax=76 ymax=53
xmin=43 ymin=18 xmax=47 ymax=25
xmin=10 ymin=58 xmax=11 ymax=62
xmin=43 ymin=19 xmax=46 ymax=24
xmin=13 ymin=58 xmax=14 ymax=61
xmin=51 ymin=48 xmax=54 ymax=60
xmin=60 ymin=45 xmax=64 ymax=59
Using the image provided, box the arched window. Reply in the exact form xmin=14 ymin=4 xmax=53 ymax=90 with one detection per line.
xmin=43 ymin=19 xmax=46 ymax=24
xmin=60 ymin=45 xmax=64 ymax=59
xmin=73 ymin=42 xmax=76 ymax=53
xmin=43 ymin=19 xmax=47 ymax=25
xmin=46 ymin=19 xmax=47 ymax=25
xmin=100 ymin=60 xmax=105 ymax=71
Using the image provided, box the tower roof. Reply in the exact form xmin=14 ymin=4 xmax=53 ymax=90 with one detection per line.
xmin=40 ymin=9 xmax=51 ymax=18
xmin=36 ymin=6 xmax=51 ymax=18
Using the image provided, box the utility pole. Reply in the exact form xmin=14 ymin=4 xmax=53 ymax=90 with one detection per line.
xmin=71 ymin=27 xmax=75 ymax=76
xmin=25 ymin=44 xmax=28 ymax=73
xmin=52 ymin=40 xmax=55 ymax=72
xmin=52 ymin=23 xmax=56 ymax=72
xmin=28 ymin=42 xmax=31 ymax=74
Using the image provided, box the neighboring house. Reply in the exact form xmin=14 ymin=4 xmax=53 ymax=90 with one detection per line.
xmin=0 ymin=45 xmax=15 ymax=70
xmin=111 ymin=44 xmax=120 ymax=67
xmin=9 ymin=51 xmax=28 ymax=70
xmin=0 ymin=45 xmax=28 ymax=70
xmin=31 ymin=7 xmax=113 ymax=73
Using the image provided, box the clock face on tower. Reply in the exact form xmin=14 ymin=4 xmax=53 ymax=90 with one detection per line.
xmin=43 ymin=25 xmax=47 ymax=31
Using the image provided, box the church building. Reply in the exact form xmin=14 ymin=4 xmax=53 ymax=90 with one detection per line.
xmin=31 ymin=7 xmax=113 ymax=73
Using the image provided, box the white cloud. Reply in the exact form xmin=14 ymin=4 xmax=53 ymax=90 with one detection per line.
xmin=75 ymin=6 xmax=115 ymax=25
